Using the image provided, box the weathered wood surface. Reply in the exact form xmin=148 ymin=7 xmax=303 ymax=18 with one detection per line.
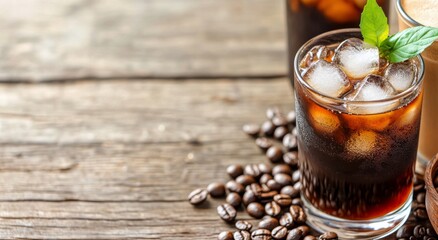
xmin=0 ymin=0 xmax=286 ymax=82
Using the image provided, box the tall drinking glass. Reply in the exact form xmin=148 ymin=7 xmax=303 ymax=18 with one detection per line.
xmin=396 ymin=0 xmax=438 ymax=173
xmin=294 ymin=29 xmax=424 ymax=239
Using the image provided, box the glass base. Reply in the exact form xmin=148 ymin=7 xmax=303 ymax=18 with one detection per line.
xmin=416 ymin=152 xmax=430 ymax=175
xmin=302 ymin=192 xmax=412 ymax=239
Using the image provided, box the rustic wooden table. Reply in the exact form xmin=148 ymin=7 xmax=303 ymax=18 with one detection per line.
xmin=0 ymin=1 xmax=417 ymax=239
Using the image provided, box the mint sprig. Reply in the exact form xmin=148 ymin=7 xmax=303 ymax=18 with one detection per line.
xmin=360 ymin=0 xmax=438 ymax=63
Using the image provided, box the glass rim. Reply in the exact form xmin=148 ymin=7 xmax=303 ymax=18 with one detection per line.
xmin=293 ymin=28 xmax=425 ymax=105
xmin=396 ymin=0 xmax=423 ymax=27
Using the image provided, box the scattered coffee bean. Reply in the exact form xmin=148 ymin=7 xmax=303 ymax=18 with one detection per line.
xmin=413 ymin=204 xmax=428 ymax=220
xmin=247 ymin=202 xmax=265 ymax=219
xmin=207 ymin=182 xmax=226 ymax=198
xmin=414 ymin=182 xmax=425 ymax=193
xmin=290 ymin=205 xmax=306 ymax=224
xmin=291 ymin=127 xmax=298 ymax=136
xmin=260 ymin=190 xmax=279 ymax=203
xmin=258 ymin=163 xmax=273 ymax=174
xmin=266 ymin=107 xmax=281 ymax=120
xmin=243 ymin=190 xmax=257 ymax=206
xmin=266 ymin=146 xmax=283 ymax=163
xmin=267 ymin=179 xmax=282 ymax=191
xmin=281 ymin=185 xmax=300 ymax=198
xmin=287 ymin=111 xmax=296 ymax=124
xmin=273 ymin=116 xmax=288 ymax=127
xmin=396 ymin=224 xmax=415 ymax=238
xmin=296 ymin=226 xmax=310 ymax=235
xmin=251 ymin=229 xmax=272 ymax=240
xmin=234 ymin=230 xmax=251 ymax=240
xmin=291 ymin=198 xmax=302 ymax=206
xmin=249 ymin=183 xmax=263 ymax=196
xmin=227 ymin=164 xmax=244 ymax=179
xmin=303 ymin=236 xmax=317 ymax=240
xmin=226 ymin=180 xmax=245 ymax=195
xmin=274 ymin=194 xmax=292 ymax=207
xmin=262 ymin=121 xmax=275 ymax=136
xmin=218 ymin=231 xmax=234 ymax=240
xmin=274 ymin=126 xmax=288 ymax=140
xmin=243 ymin=123 xmax=260 ymax=137
xmin=272 ymin=164 xmax=292 ymax=175
xmin=292 ymin=171 xmax=300 ymax=183
xmin=265 ymin=201 xmax=282 ymax=217
xmin=235 ymin=220 xmax=252 ymax=231
xmin=226 ymin=192 xmax=242 ymax=208
xmin=188 ymin=188 xmax=208 ymax=205
xmin=256 ymin=137 xmax=274 ymax=151
xmin=217 ymin=203 xmax=237 ymax=222
xmin=279 ymin=212 xmax=294 ymax=229
xmin=272 ymin=225 xmax=288 ymax=240
xmin=283 ymin=134 xmax=297 ymax=150
xmin=236 ymin=175 xmax=256 ymax=186
xmin=293 ymin=181 xmax=302 ymax=191
xmin=319 ymin=232 xmax=338 ymax=240
xmin=274 ymin=173 xmax=293 ymax=187
xmin=283 ymin=151 xmax=299 ymax=168
xmin=260 ymin=174 xmax=274 ymax=184
xmin=413 ymin=224 xmax=426 ymax=238
xmin=258 ymin=216 xmax=279 ymax=231
xmin=416 ymin=192 xmax=425 ymax=203
xmin=245 ymin=164 xmax=262 ymax=178
xmin=287 ymin=227 xmax=305 ymax=240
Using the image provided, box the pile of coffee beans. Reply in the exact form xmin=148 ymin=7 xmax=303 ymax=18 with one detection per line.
xmin=187 ymin=106 xmax=437 ymax=240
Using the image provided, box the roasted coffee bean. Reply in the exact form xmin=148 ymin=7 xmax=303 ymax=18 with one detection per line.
xmin=187 ymin=188 xmax=208 ymax=205
xmin=287 ymin=111 xmax=296 ymax=124
xmin=267 ymin=179 xmax=282 ymax=191
xmin=244 ymin=164 xmax=262 ymax=178
xmin=296 ymin=226 xmax=310 ymax=236
xmin=227 ymin=164 xmax=244 ymax=179
xmin=261 ymin=184 xmax=271 ymax=192
xmin=227 ymin=192 xmax=242 ymax=208
xmin=426 ymin=226 xmax=437 ymax=237
xmin=396 ymin=224 xmax=415 ymax=238
xmin=258 ymin=163 xmax=273 ymax=174
xmin=274 ymin=173 xmax=293 ymax=187
xmin=207 ymin=182 xmax=226 ymax=198
xmin=235 ymin=220 xmax=253 ymax=231
xmin=273 ymin=116 xmax=288 ymax=127
xmin=319 ymin=232 xmax=338 ymax=240
xmin=279 ymin=212 xmax=294 ymax=229
xmin=217 ymin=203 xmax=237 ymax=222
xmin=247 ymin=202 xmax=265 ymax=219
xmin=260 ymin=174 xmax=274 ymax=184
xmin=293 ymin=181 xmax=302 ymax=191
xmin=267 ymin=107 xmax=281 ymax=120
xmin=267 ymin=146 xmax=283 ymax=163
xmin=256 ymin=137 xmax=274 ymax=151
xmin=292 ymin=171 xmax=301 ymax=183
xmin=283 ymin=151 xmax=299 ymax=168
xmin=265 ymin=201 xmax=282 ymax=217
xmin=272 ymin=225 xmax=288 ymax=239
xmin=243 ymin=190 xmax=258 ymax=206
xmin=234 ymin=230 xmax=251 ymax=240
xmin=226 ymin=180 xmax=245 ymax=195
xmin=236 ymin=175 xmax=256 ymax=186
xmin=272 ymin=164 xmax=292 ymax=175
xmin=218 ymin=231 xmax=234 ymax=240
xmin=252 ymin=229 xmax=272 ymax=240
xmin=249 ymin=183 xmax=263 ymax=196
xmin=286 ymin=227 xmax=305 ymax=240
xmin=283 ymin=134 xmax=297 ymax=150
xmin=303 ymin=236 xmax=317 ymax=240
xmin=291 ymin=198 xmax=302 ymax=206
xmin=413 ymin=224 xmax=426 ymax=238
xmin=274 ymin=126 xmax=288 ymax=140
xmin=258 ymin=216 xmax=279 ymax=231
xmin=289 ymin=205 xmax=306 ymax=224
xmin=416 ymin=192 xmax=425 ymax=203
xmin=413 ymin=204 xmax=428 ymax=220
xmin=414 ymin=182 xmax=425 ymax=193
xmin=260 ymin=190 xmax=279 ymax=203
xmin=242 ymin=123 xmax=260 ymax=137
xmin=291 ymin=127 xmax=298 ymax=136
xmin=274 ymin=194 xmax=292 ymax=207
xmin=262 ymin=121 xmax=276 ymax=136
xmin=281 ymin=185 xmax=300 ymax=198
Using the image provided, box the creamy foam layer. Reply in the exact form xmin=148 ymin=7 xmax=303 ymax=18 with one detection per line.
xmin=402 ymin=0 xmax=438 ymax=27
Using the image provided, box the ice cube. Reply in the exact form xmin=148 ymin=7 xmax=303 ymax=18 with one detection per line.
xmin=384 ymin=61 xmax=416 ymax=92
xmin=346 ymin=130 xmax=377 ymax=156
xmin=345 ymin=74 xmax=398 ymax=114
xmin=308 ymin=104 xmax=341 ymax=135
xmin=302 ymin=60 xmax=351 ymax=98
xmin=333 ymin=38 xmax=379 ymax=79
xmin=299 ymin=45 xmax=330 ymax=69
xmin=396 ymin=101 xmax=421 ymax=129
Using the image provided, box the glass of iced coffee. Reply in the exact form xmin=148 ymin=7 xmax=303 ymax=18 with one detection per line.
xmin=294 ymin=29 xmax=424 ymax=239
xmin=396 ymin=0 xmax=438 ymax=173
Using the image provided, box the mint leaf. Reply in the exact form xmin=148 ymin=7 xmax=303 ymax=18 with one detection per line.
xmin=360 ymin=0 xmax=389 ymax=47
xmin=380 ymin=26 xmax=438 ymax=63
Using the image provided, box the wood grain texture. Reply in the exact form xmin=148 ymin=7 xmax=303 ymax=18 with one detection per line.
xmin=0 ymin=0 xmax=287 ymax=82
xmin=0 ymin=78 xmax=294 ymax=239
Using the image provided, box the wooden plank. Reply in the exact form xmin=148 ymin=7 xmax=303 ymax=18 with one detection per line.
xmin=0 ymin=0 xmax=287 ymax=81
